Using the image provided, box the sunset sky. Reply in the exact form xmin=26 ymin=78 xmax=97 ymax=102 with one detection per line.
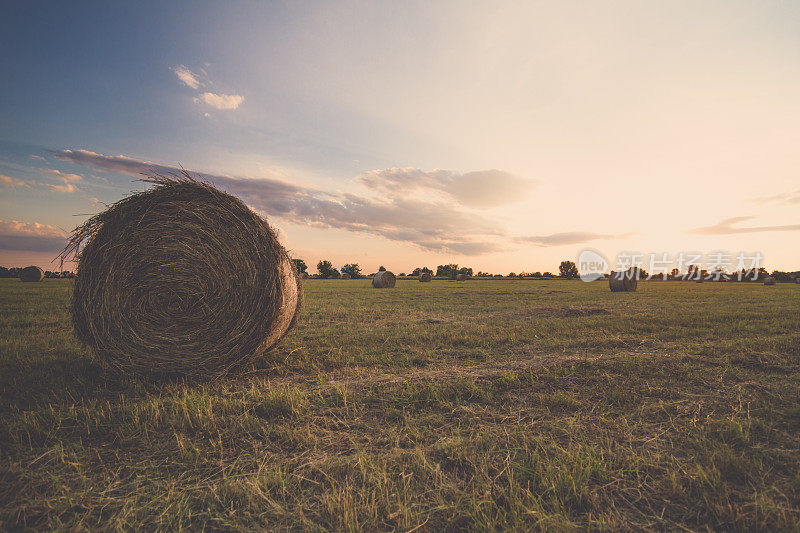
xmin=1 ymin=1 xmax=799 ymax=273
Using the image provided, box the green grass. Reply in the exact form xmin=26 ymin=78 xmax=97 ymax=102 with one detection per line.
xmin=1 ymin=278 xmax=799 ymax=531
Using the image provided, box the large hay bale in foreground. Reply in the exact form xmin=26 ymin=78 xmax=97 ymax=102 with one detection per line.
xmin=764 ymin=277 xmax=776 ymax=286
xmin=419 ymin=272 xmax=432 ymax=282
xmin=372 ymin=270 xmax=396 ymax=288
xmin=455 ymin=273 xmax=467 ymax=282
xmin=609 ymin=268 xmax=638 ymax=292
xmin=61 ymin=174 xmax=301 ymax=377
xmin=19 ymin=266 xmax=44 ymax=282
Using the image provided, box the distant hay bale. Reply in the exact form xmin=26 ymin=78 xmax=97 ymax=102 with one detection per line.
xmin=764 ymin=277 xmax=776 ymax=286
xmin=608 ymin=268 xmax=638 ymax=292
xmin=341 ymin=273 xmax=351 ymax=280
xmin=19 ymin=266 xmax=44 ymax=282
xmin=696 ymin=279 xmax=704 ymax=283
xmin=372 ymin=270 xmax=396 ymax=288
xmin=455 ymin=273 xmax=467 ymax=282
xmin=61 ymin=173 xmax=301 ymax=378
xmin=419 ymin=272 xmax=432 ymax=282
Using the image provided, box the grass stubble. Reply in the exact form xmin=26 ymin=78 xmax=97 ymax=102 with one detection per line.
xmin=0 ymin=279 xmax=799 ymax=531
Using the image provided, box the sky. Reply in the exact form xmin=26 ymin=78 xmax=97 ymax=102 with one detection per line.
xmin=1 ymin=1 xmax=799 ymax=274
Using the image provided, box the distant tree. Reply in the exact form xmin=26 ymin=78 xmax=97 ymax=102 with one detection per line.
xmin=398 ymin=273 xmax=406 ymax=277
xmin=341 ymin=263 xmax=363 ymax=279
xmin=437 ymin=264 xmax=459 ymax=279
xmin=559 ymin=260 xmax=579 ymax=279
xmin=317 ymin=260 xmax=337 ymax=279
xmin=292 ymin=259 xmax=308 ymax=274
xmin=412 ymin=266 xmax=433 ymax=276
xmin=669 ymin=268 xmax=680 ymax=280
xmin=508 ymin=272 xmax=516 ymax=278
xmin=532 ymin=271 xmax=542 ymax=278
xmin=458 ymin=266 xmax=473 ymax=277
xmin=542 ymin=271 xmax=554 ymax=278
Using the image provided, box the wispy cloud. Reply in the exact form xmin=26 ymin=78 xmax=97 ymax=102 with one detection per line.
xmin=358 ymin=167 xmax=533 ymax=209
xmin=0 ymin=174 xmax=31 ymax=188
xmin=755 ymin=189 xmax=800 ymax=205
xmin=0 ymin=219 xmax=66 ymax=252
xmin=691 ymin=216 xmax=800 ymax=235
xmin=172 ymin=64 xmax=243 ymax=111
xmin=517 ymin=231 xmax=633 ymax=247
xmin=50 ymin=149 xmax=505 ymax=255
xmin=42 ymin=168 xmax=82 ymax=182
xmin=195 ymin=92 xmax=244 ymax=110
xmin=172 ymin=65 xmax=202 ymax=89
xmin=40 ymin=168 xmax=81 ymax=193
xmin=45 ymin=183 xmax=77 ymax=193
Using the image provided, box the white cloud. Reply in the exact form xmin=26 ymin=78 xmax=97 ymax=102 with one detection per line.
xmin=195 ymin=92 xmax=244 ymax=110
xmin=45 ymin=183 xmax=77 ymax=193
xmin=517 ymin=231 xmax=634 ymax=247
xmin=42 ymin=168 xmax=82 ymax=182
xmin=40 ymin=168 xmax=81 ymax=193
xmin=0 ymin=219 xmax=66 ymax=252
xmin=51 ymin=148 xmax=506 ymax=255
xmin=0 ymin=174 xmax=31 ymax=188
xmin=172 ymin=65 xmax=202 ymax=89
xmin=358 ymin=167 xmax=534 ymax=209
xmin=755 ymin=189 xmax=800 ymax=206
xmin=690 ymin=216 xmax=800 ymax=235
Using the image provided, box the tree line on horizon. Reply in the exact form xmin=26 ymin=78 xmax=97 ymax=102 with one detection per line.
xmin=290 ymin=259 xmax=799 ymax=282
xmin=1 ymin=261 xmax=796 ymax=282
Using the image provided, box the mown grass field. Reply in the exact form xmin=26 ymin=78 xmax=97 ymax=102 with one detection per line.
xmin=1 ymin=278 xmax=799 ymax=531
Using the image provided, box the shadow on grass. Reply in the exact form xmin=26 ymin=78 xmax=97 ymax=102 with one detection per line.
xmin=0 ymin=353 xmax=196 ymax=412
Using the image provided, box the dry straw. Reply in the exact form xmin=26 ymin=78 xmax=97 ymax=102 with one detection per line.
xmin=60 ymin=172 xmax=301 ymax=378
xmin=609 ymin=268 xmax=638 ymax=292
xmin=372 ymin=270 xmax=396 ymax=288
xmin=764 ymin=277 xmax=776 ymax=286
xmin=419 ymin=272 xmax=432 ymax=282
xmin=341 ymin=273 xmax=351 ymax=280
xmin=19 ymin=266 xmax=44 ymax=282
xmin=455 ymin=273 xmax=467 ymax=282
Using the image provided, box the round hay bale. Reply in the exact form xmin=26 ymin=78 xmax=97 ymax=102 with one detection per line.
xmin=61 ymin=174 xmax=301 ymax=377
xmin=763 ymin=277 xmax=776 ymax=286
xmin=455 ymin=273 xmax=467 ymax=282
xmin=340 ymin=273 xmax=351 ymax=280
xmin=19 ymin=266 xmax=44 ymax=282
xmin=372 ymin=270 xmax=396 ymax=288
xmin=608 ymin=268 xmax=638 ymax=292
xmin=419 ymin=272 xmax=432 ymax=282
